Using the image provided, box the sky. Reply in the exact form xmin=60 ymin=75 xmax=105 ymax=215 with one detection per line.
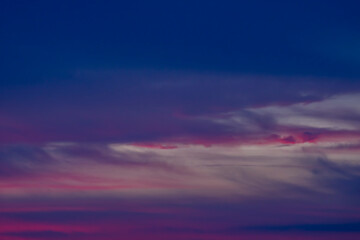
xmin=1 ymin=0 xmax=360 ymax=239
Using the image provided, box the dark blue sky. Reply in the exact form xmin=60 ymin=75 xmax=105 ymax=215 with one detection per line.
xmin=1 ymin=0 xmax=360 ymax=89
xmin=1 ymin=0 xmax=360 ymax=143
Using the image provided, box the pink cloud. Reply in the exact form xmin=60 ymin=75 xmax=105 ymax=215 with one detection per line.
xmin=131 ymin=143 xmax=178 ymax=149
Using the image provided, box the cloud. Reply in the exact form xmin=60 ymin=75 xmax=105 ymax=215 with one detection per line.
xmin=1 ymin=70 xmax=360 ymax=144
xmin=1 ymin=73 xmax=360 ymax=239
xmin=0 ymin=144 xmax=56 ymax=179
xmin=239 ymin=222 xmax=360 ymax=233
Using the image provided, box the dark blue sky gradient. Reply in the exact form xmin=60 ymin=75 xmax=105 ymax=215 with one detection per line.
xmin=1 ymin=0 xmax=360 ymax=89
xmin=1 ymin=0 xmax=360 ymax=143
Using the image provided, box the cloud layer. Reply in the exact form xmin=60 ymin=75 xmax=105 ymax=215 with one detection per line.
xmin=1 ymin=72 xmax=360 ymax=238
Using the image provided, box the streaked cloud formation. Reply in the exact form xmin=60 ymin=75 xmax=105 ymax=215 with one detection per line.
xmin=1 ymin=0 xmax=360 ymax=239
xmin=1 ymin=74 xmax=360 ymax=239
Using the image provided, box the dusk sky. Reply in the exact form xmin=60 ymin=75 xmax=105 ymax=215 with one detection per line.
xmin=1 ymin=1 xmax=360 ymax=239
